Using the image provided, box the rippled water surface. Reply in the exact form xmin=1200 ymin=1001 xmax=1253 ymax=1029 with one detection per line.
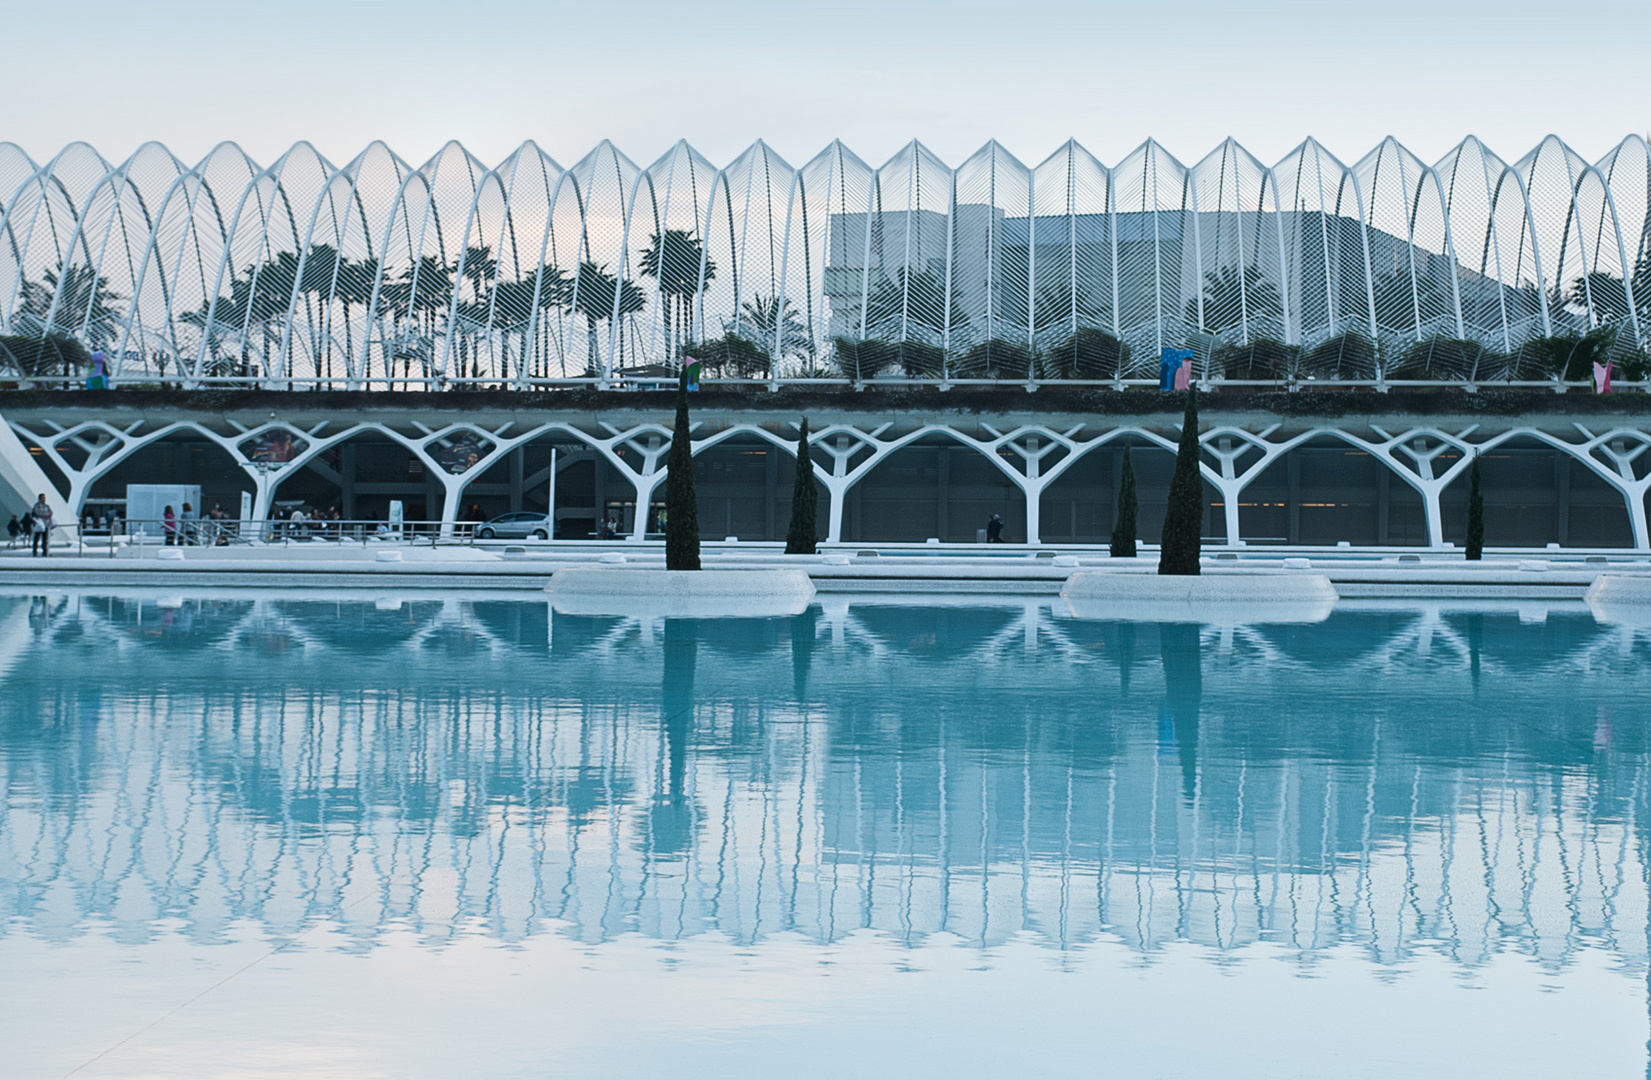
xmin=2 ymin=591 xmax=1648 ymax=1079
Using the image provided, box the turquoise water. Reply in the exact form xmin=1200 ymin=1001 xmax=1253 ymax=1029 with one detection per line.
xmin=1 ymin=591 xmax=1648 ymax=1078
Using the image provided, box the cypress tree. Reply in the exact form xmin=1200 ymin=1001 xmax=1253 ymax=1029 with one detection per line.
xmin=1465 ymin=452 xmax=1484 ymax=561
xmin=784 ymin=418 xmax=819 ymax=554
xmin=1157 ymin=384 xmax=1204 ymax=576
xmin=1109 ymin=443 xmax=1138 ymax=558
xmin=665 ymin=365 xmax=700 ymax=570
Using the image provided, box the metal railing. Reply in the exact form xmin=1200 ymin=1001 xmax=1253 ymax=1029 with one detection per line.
xmin=42 ymin=518 xmax=487 ymax=556
xmin=3 ymin=374 xmax=1645 ymax=394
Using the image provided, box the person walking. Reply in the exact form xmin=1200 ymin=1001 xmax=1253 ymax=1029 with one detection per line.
xmin=30 ymin=494 xmax=53 ymax=556
xmin=163 ymin=505 xmax=178 ymax=545
xmin=6 ymin=514 xmax=19 ymax=548
xmin=986 ymin=513 xmax=1005 ymax=543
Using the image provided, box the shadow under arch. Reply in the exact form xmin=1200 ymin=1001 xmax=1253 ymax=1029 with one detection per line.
xmin=1437 ymin=434 xmax=1634 ymax=548
xmin=84 ymin=428 xmax=252 ymax=523
xmin=1236 ymin=434 xmax=1428 ymax=546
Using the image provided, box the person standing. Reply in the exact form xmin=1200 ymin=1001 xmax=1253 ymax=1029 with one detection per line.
xmin=6 ymin=514 xmax=19 ymax=548
xmin=987 ymin=513 xmax=1005 ymax=543
xmin=163 ymin=505 xmax=178 ymax=545
xmin=30 ymin=494 xmax=53 ymax=556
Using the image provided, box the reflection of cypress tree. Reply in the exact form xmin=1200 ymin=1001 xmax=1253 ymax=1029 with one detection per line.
xmin=1110 ymin=443 xmax=1137 ymax=558
xmin=1465 ymin=453 xmax=1484 ymax=561
xmin=1159 ymin=622 xmax=1203 ymax=802
xmin=1117 ymin=621 xmax=1136 ymax=698
xmin=1158 ymin=386 xmax=1203 ymax=576
xmin=1467 ymin=612 xmax=1482 ymax=690
xmin=785 ymin=418 xmax=819 ymax=554
xmin=790 ymin=605 xmax=818 ymax=701
xmin=666 ymin=366 xmax=700 ymax=570
xmin=652 ymin=617 xmax=698 ymax=854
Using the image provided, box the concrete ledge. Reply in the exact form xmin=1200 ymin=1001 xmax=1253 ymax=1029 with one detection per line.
xmin=1061 ymin=570 xmax=1338 ymax=624
xmin=546 ymin=567 xmax=815 ymax=618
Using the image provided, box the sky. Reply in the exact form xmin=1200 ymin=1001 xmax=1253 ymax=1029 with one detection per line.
xmin=9 ymin=0 xmax=1650 ymax=173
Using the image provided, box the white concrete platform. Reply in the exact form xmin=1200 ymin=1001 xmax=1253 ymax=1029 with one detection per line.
xmin=1061 ymin=569 xmax=1338 ymax=623
xmin=4 ymin=544 xmax=1650 ymax=600
xmin=546 ymin=567 xmax=815 ymax=618
xmin=1584 ymin=575 xmax=1651 ymax=627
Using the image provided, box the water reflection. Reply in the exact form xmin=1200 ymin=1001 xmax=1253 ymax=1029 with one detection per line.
xmin=0 ymin=591 xmax=1647 ymax=980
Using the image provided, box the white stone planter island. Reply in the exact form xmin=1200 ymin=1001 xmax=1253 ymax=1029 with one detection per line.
xmin=1061 ymin=569 xmax=1338 ymax=624
xmin=547 ymin=567 xmax=816 ymax=618
xmin=1584 ymin=574 xmax=1651 ymax=627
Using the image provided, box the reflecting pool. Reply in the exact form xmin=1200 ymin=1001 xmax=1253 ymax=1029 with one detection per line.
xmin=2 ymin=591 xmax=1648 ymax=1078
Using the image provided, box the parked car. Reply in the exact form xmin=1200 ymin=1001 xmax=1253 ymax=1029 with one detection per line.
xmin=474 ymin=512 xmax=552 ymax=540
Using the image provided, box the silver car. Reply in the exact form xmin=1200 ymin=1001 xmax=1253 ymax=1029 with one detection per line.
xmin=474 ymin=512 xmax=552 ymax=540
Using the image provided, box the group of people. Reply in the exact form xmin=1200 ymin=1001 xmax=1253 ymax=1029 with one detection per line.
xmin=6 ymin=494 xmax=57 ymax=556
xmin=159 ymin=502 xmax=241 ymax=546
xmin=271 ymin=503 xmax=343 ymax=539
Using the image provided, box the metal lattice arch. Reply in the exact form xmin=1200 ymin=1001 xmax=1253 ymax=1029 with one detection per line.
xmin=1 ymin=136 xmax=1646 ymax=389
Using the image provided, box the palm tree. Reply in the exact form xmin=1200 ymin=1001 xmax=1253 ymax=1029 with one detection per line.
xmin=334 ymin=255 xmax=379 ymax=380
xmin=736 ymin=293 xmax=813 ymax=369
xmin=393 ymin=255 xmax=455 ymax=382
xmin=492 ymin=263 xmax=572 ymax=378
xmin=14 ymin=264 xmax=125 ymax=369
xmin=1185 ymin=266 xmax=1283 ymax=335
xmin=209 ymin=252 xmax=298 ymax=380
xmin=297 ymin=244 xmax=341 ymax=381
xmin=572 ymin=261 xmax=645 ymax=374
xmin=637 ymin=230 xmax=715 ymax=359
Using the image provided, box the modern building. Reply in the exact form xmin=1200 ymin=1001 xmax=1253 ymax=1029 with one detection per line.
xmin=1 ymin=136 xmax=1647 ymax=546
xmin=0 ymin=136 xmax=1645 ymax=388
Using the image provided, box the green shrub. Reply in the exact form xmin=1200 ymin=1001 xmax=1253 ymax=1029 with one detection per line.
xmin=1213 ymin=336 xmax=1298 ymax=380
xmin=665 ymin=367 xmax=700 ymax=570
xmin=1157 ymin=386 xmax=1203 ymax=576
xmin=954 ymin=338 xmax=1033 ymax=379
xmin=784 ymin=417 xmax=819 ymax=555
xmin=1298 ymin=332 xmax=1377 ymax=380
xmin=1041 ymin=328 xmax=1131 ymax=379
xmin=1507 ymin=327 xmax=1625 ymax=382
xmin=1109 ymin=443 xmax=1137 ymax=558
xmin=0 ymin=333 xmax=92 ymax=377
xmin=831 ymin=337 xmax=894 ymax=380
xmin=1389 ymin=336 xmax=1500 ymax=380
xmin=681 ymin=333 xmax=769 ymax=378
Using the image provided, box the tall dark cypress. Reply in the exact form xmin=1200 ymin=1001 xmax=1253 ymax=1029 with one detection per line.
xmin=1157 ymin=384 xmax=1203 ymax=576
xmin=1109 ymin=443 xmax=1138 ymax=558
xmin=665 ymin=365 xmax=700 ymax=570
xmin=1465 ymin=452 xmax=1484 ymax=561
xmin=784 ymin=418 xmax=818 ymax=554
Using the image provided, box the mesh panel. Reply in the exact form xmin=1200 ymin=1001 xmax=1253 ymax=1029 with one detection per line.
xmin=1189 ymin=139 xmax=1289 ymax=349
xmin=698 ymin=142 xmax=796 ymax=378
xmin=632 ymin=142 xmax=716 ymax=373
xmin=1112 ymin=141 xmax=1190 ymax=373
xmin=2 ymin=137 xmax=1643 ymax=387
xmin=1029 ymin=141 xmax=1116 ymax=369
xmin=798 ymin=142 xmax=873 ymax=374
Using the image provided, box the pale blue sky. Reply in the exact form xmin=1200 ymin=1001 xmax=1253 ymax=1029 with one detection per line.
xmin=13 ymin=0 xmax=1649 ymax=169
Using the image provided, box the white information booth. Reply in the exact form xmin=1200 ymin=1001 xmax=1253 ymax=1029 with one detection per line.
xmin=125 ymin=484 xmax=202 ymax=539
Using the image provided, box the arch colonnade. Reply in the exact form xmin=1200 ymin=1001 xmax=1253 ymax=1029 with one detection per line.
xmin=7 ymin=410 xmax=1650 ymax=549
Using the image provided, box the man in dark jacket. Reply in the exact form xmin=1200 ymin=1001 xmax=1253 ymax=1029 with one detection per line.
xmin=30 ymin=494 xmax=53 ymax=556
xmin=986 ymin=514 xmax=1004 ymax=543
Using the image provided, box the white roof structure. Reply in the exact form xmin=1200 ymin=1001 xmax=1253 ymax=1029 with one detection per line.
xmin=0 ymin=137 xmax=1645 ymax=387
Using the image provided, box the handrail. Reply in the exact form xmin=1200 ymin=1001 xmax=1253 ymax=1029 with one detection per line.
xmin=1 ymin=375 xmax=1643 ymax=393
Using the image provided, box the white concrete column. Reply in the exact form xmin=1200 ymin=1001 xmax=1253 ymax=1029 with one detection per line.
xmin=0 ymin=414 xmax=76 ymax=540
xmin=825 ymin=434 xmax=851 ymax=544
